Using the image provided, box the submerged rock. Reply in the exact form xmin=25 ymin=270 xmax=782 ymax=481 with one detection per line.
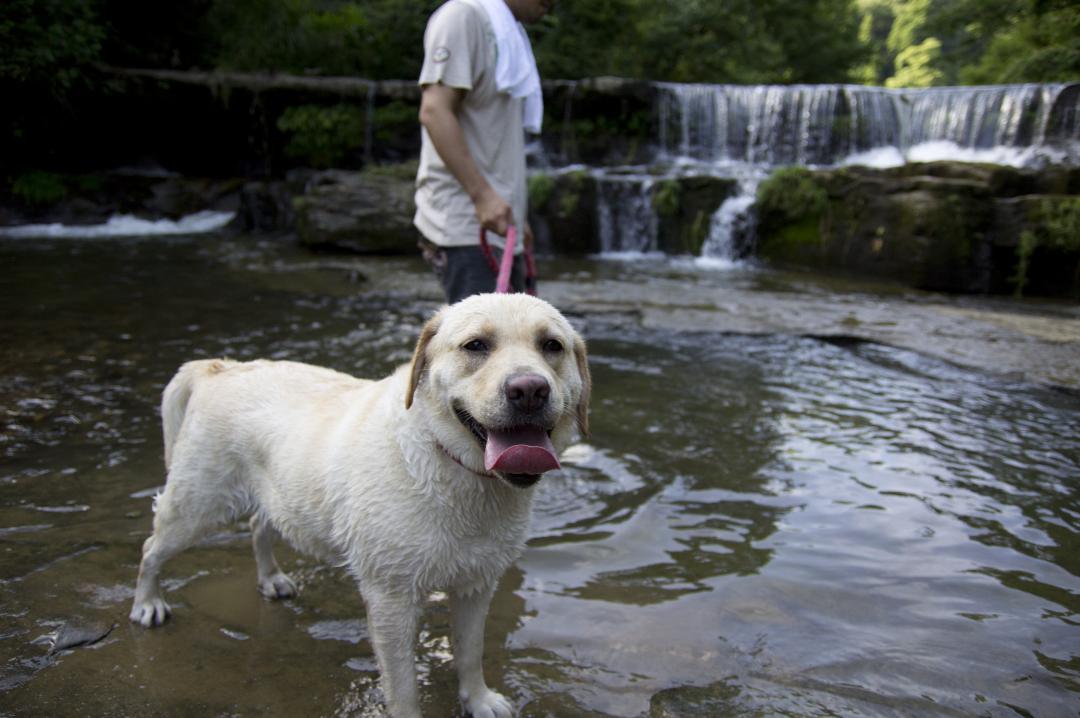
xmin=649 ymin=680 xmax=744 ymax=717
xmin=49 ymin=619 xmax=115 ymax=653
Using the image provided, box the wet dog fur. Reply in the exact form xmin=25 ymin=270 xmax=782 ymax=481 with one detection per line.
xmin=129 ymin=293 xmax=590 ymax=718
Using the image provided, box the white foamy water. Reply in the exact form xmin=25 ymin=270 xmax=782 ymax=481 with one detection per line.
xmin=842 ymin=141 xmax=1072 ymax=169
xmin=0 ymin=210 xmax=235 ymax=239
xmin=590 ymin=250 xmax=667 ymax=262
xmin=698 ymin=193 xmax=756 ymax=266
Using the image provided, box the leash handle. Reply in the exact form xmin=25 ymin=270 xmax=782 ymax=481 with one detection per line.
xmin=478 ymin=225 xmax=537 ymax=295
xmin=495 ymin=226 xmax=516 ymax=293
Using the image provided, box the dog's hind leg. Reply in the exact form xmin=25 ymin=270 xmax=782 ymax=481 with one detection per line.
xmin=251 ymin=513 xmax=298 ymax=599
xmin=130 ymin=453 xmax=243 ymax=627
xmin=129 ymin=485 xmax=218 ymax=628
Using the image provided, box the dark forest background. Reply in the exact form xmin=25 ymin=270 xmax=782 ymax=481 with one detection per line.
xmin=1 ymin=0 xmax=1077 ymax=180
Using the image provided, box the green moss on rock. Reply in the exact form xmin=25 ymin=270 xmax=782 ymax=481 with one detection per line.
xmin=528 ymin=173 xmax=555 ymax=212
xmin=756 ymin=167 xmax=828 ymax=231
xmin=652 ymin=179 xmax=681 ymax=217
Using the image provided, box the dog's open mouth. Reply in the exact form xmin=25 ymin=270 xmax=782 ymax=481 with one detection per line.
xmin=454 ymin=407 xmax=559 ymax=487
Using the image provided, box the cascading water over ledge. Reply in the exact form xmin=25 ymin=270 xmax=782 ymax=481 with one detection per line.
xmin=531 ymin=80 xmax=1079 ymax=263
xmin=654 ymin=82 xmax=1079 ymax=168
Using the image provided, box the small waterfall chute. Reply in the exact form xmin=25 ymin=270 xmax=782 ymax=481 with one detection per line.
xmin=595 ymin=172 xmax=658 ymax=256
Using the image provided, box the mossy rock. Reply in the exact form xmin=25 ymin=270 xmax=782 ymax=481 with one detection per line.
xmin=755 ymin=162 xmax=1004 ymax=293
xmin=653 ymin=175 xmax=738 ymax=255
xmin=528 ymin=169 xmax=600 ymax=255
xmin=1009 ymin=195 xmax=1080 ymax=297
xmin=294 ymin=167 xmax=418 ymax=253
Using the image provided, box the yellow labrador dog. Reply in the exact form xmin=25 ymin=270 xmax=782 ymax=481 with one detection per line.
xmin=129 ymin=293 xmax=590 ymax=718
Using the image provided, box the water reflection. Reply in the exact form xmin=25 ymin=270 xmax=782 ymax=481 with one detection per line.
xmin=0 ymin=235 xmax=1077 ymax=717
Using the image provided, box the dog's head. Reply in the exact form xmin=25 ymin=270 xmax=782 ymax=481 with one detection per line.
xmin=406 ymin=293 xmax=590 ymax=489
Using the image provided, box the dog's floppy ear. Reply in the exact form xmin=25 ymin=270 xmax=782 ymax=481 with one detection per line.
xmin=406 ymin=312 xmax=442 ymax=409
xmin=573 ymin=334 xmax=591 ymax=437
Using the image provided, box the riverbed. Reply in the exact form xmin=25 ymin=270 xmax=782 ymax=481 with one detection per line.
xmin=1 ymin=232 xmax=1078 ymax=717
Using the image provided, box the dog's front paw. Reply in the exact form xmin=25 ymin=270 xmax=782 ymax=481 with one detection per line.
xmin=129 ymin=597 xmax=171 ymax=627
xmin=463 ymin=689 xmax=514 ymax=718
xmin=258 ymin=571 xmax=298 ymax=599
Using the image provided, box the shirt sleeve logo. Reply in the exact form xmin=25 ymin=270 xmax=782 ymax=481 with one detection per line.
xmin=433 ymin=46 xmax=451 ymax=63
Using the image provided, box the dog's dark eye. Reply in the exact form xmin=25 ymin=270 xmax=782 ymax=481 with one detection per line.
xmin=542 ymin=339 xmax=564 ymax=353
xmin=462 ymin=339 xmax=489 ymax=353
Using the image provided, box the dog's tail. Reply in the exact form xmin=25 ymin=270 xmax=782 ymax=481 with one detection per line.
xmin=161 ymin=359 xmax=234 ymax=470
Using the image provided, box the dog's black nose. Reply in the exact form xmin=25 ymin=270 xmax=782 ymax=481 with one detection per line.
xmin=505 ymin=373 xmax=550 ymax=413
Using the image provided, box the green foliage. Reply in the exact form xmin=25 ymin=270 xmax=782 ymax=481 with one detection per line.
xmin=11 ymin=171 xmax=67 ymax=205
xmin=557 ymin=170 xmax=590 ymax=218
xmin=1011 ymin=230 xmax=1038 ymax=297
xmin=652 ymin=180 xmax=681 ymax=218
xmin=1041 ymin=198 xmax=1080 ymax=253
xmin=362 ymin=159 xmax=419 ymax=180
xmin=0 ymin=0 xmax=104 ymax=94
xmin=1011 ymin=198 xmax=1080 ymax=297
xmin=372 ymin=101 xmax=418 ymax=144
xmin=206 ymin=0 xmax=439 ymax=78
xmin=885 ymin=0 xmax=931 ymax=54
xmin=958 ymin=4 xmax=1080 ymax=84
xmin=861 ymin=0 xmax=1080 ymax=85
xmin=528 ymin=173 xmax=556 ymax=211
xmin=886 ymin=37 xmax=944 ymax=87
xmin=756 ymin=168 xmax=828 ymax=229
xmin=533 ymin=0 xmax=867 ymax=83
xmin=853 ymin=0 xmax=896 ymax=84
xmin=276 ymin=104 xmax=364 ymax=168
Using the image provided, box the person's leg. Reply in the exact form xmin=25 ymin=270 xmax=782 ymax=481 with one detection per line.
xmin=422 ymin=242 xmax=526 ymax=303
xmin=442 ymin=246 xmax=498 ymax=302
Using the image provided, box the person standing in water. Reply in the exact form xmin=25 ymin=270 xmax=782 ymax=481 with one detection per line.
xmin=414 ymin=0 xmax=553 ymax=302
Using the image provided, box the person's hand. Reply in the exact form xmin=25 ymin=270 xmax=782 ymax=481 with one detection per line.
xmin=474 ymin=186 xmax=514 ymax=237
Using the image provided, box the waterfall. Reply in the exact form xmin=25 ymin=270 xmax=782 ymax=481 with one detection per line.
xmin=577 ymin=82 xmax=1077 ymax=263
xmin=596 ymin=174 xmax=657 ymax=255
xmin=655 ymin=83 xmax=1077 ymax=167
xmin=699 ymin=193 xmax=756 ymax=267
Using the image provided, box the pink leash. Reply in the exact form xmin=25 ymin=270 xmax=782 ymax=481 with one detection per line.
xmin=478 ymin=226 xmax=537 ymax=295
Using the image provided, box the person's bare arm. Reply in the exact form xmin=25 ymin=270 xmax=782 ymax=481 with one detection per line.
xmin=419 ymin=83 xmax=514 ymax=236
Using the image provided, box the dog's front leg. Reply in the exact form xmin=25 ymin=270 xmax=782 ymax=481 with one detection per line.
xmin=451 ymin=584 xmax=514 ymax=718
xmin=363 ymin=587 xmax=423 ymax=718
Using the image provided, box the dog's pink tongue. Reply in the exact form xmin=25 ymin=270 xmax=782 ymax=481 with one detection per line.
xmin=484 ymin=426 xmax=560 ymax=474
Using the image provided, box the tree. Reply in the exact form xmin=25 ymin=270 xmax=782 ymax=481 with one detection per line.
xmin=853 ymin=0 xmax=895 ymax=85
xmin=0 ymin=0 xmax=106 ymax=171
xmin=886 ymin=37 xmax=943 ymax=87
xmin=0 ymin=0 xmax=104 ymax=94
xmin=956 ymin=1 xmax=1080 ymax=83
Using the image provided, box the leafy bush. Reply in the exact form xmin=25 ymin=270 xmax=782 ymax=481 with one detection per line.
xmin=0 ymin=0 xmax=104 ymax=94
xmin=11 ymin=171 xmax=67 ymax=205
xmin=373 ymin=100 xmax=419 ymax=145
xmin=208 ymin=0 xmax=439 ymax=78
xmin=1012 ymin=197 xmax=1080 ymax=296
xmin=276 ymin=104 xmax=364 ymax=168
xmin=528 ymin=173 xmax=555 ymax=211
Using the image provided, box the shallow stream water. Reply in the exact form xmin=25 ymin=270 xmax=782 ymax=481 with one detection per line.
xmin=1 ymin=234 xmax=1078 ymax=717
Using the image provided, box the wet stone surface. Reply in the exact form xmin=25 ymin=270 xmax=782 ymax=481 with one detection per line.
xmin=0 ymin=234 xmax=1078 ymax=717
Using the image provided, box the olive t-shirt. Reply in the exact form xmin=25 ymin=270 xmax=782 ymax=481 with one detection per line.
xmin=414 ymin=0 xmax=528 ymax=252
